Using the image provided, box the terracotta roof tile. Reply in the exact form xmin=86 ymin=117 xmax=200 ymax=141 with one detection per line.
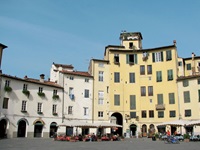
xmin=61 ymin=70 xmax=93 ymax=78
xmin=53 ymin=62 xmax=74 ymax=69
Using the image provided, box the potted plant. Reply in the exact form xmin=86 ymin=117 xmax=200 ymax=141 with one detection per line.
xmin=22 ymin=89 xmax=30 ymax=97
xmin=52 ymin=94 xmax=59 ymax=100
xmin=38 ymin=92 xmax=45 ymax=97
xmin=184 ymin=133 xmax=190 ymax=142
xmin=4 ymin=86 xmax=12 ymax=93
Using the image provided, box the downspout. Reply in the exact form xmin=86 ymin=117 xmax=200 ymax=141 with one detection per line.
xmin=62 ymin=73 xmax=65 ymax=123
xmin=92 ymin=61 xmax=95 ymax=123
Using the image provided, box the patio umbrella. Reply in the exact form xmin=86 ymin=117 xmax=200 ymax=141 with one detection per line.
xmin=94 ymin=122 xmax=122 ymax=128
xmin=157 ymin=119 xmax=190 ymax=127
xmin=185 ymin=120 xmax=200 ymax=126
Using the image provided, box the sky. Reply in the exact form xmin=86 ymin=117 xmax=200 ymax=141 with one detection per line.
xmin=0 ymin=0 xmax=200 ymax=79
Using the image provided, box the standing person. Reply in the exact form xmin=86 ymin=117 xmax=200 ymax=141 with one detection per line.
xmin=167 ymin=130 xmax=170 ymax=136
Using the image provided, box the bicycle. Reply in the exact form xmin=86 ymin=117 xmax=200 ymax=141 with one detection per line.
xmin=164 ymin=136 xmax=180 ymax=144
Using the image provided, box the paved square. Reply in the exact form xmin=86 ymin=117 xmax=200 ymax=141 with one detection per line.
xmin=0 ymin=138 xmax=199 ymax=150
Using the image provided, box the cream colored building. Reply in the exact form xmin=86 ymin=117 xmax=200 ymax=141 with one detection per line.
xmin=90 ymin=32 xmax=180 ymax=137
xmin=177 ymin=54 xmax=200 ymax=135
xmin=0 ymin=74 xmax=63 ymax=138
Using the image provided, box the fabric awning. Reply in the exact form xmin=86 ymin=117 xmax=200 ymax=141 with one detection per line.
xmin=94 ymin=122 xmax=122 ymax=128
xmin=186 ymin=120 xmax=200 ymax=126
xmin=157 ymin=119 xmax=190 ymax=127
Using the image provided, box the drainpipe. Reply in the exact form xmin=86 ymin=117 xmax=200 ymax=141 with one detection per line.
xmin=62 ymin=73 xmax=65 ymax=123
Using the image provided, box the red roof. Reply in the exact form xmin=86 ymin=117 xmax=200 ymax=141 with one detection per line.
xmin=61 ymin=70 xmax=93 ymax=78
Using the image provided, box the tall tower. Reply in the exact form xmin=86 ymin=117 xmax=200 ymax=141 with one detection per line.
xmin=119 ymin=32 xmax=143 ymax=50
xmin=0 ymin=43 xmax=8 ymax=71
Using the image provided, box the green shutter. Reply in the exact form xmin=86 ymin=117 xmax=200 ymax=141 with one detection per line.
xmin=198 ymin=90 xmax=200 ymax=102
xmin=130 ymin=95 xmax=136 ymax=110
xmin=126 ymin=54 xmax=129 ymax=64
xmin=134 ymin=54 xmax=138 ymax=64
xmin=152 ymin=53 xmax=155 ymax=62
xmin=169 ymin=93 xmax=175 ymax=104
xmin=157 ymin=94 xmax=163 ymax=104
xmin=161 ymin=51 xmax=163 ymax=61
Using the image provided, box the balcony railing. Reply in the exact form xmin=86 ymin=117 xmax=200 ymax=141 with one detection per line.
xmin=156 ymin=104 xmax=165 ymax=110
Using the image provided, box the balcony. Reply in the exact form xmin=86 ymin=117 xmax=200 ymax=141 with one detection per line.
xmin=156 ymin=104 xmax=165 ymax=110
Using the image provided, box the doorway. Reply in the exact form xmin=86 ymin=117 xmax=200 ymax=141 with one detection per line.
xmin=17 ymin=120 xmax=26 ymax=137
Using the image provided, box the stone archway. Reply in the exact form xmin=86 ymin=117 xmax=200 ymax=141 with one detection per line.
xmin=17 ymin=120 xmax=26 ymax=137
xmin=0 ymin=119 xmax=7 ymax=138
xmin=130 ymin=124 xmax=137 ymax=137
xmin=34 ymin=121 xmax=44 ymax=137
xmin=142 ymin=124 xmax=147 ymax=137
xmin=111 ymin=112 xmax=123 ymax=136
xmin=49 ymin=122 xmax=57 ymax=138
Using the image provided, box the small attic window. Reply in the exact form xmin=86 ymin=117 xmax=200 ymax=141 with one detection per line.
xmin=129 ymin=42 xmax=133 ymax=49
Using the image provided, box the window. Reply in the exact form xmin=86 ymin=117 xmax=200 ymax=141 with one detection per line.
xmin=69 ymin=76 xmax=74 ymax=80
xmin=37 ymin=103 xmax=43 ymax=113
xmin=166 ymin=50 xmax=172 ymax=61
xmin=130 ymin=112 xmax=136 ymax=118
xmin=114 ymin=54 xmax=119 ymax=63
xmin=21 ymin=101 xmax=27 ymax=112
xmin=147 ymin=65 xmax=152 ymax=74
xmin=152 ymin=52 xmax=163 ymax=62
xmin=98 ymin=111 xmax=103 ymax=117
xmin=53 ymin=89 xmax=57 ymax=95
xmin=149 ymin=110 xmax=154 ymax=118
xmin=158 ymin=111 xmax=164 ymax=118
xmin=142 ymin=110 xmax=147 ymax=118
xmin=23 ymin=84 xmax=28 ymax=90
xmin=199 ymin=90 xmax=200 ymax=102
xmin=169 ymin=93 xmax=175 ymax=104
xmin=38 ymin=87 xmax=43 ymax=93
xmin=114 ymin=94 xmax=120 ymax=106
xmin=178 ymin=61 xmax=182 ymax=66
xmin=68 ymin=106 xmax=73 ymax=114
xmin=85 ymin=78 xmax=89 ymax=82
xmin=83 ymin=107 xmax=89 ymax=116
xmin=84 ymin=89 xmax=89 ymax=98
xmin=186 ymin=64 xmax=191 ymax=70
xmin=167 ymin=69 xmax=173 ymax=81
xmin=126 ymin=54 xmax=138 ymax=64
xmin=184 ymin=91 xmax=190 ymax=103
xmin=185 ymin=109 xmax=191 ymax=117
xmin=157 ymin=94 xmax=163 ymax=104
xmin=98 ymin=91 xmax=104 ymax=105
xmin=52 ymin=104 xmax=57 ymax=114
xmin=69 ymin=87 xmax=74 ymax=100
xmin=130 ymin=95 xmax=136 ymax=110
xmin=5 ymin=80 xmax=10 ymax=87
xmin=129 ymin=42 xmax=133 ymax=48
xmin=183 ymin=80 xmax=189 ymax=87
xmin=156 ymin=71 xmax=162 ymax=82
xmin=148 ymin=86 xmax=153 ymax=96
xmin=99 ymin=71 xmax=104 ymax=82
xmin=141 ymin=86 xmax=146 ymax=96
xmin=140 ymin=65 xmax=145 ymax=75
xmin=198 ymin=79 xmax=200 ymax=84
xmin=3 ymin=98 xmax=9 ymax=109
xmin=129 ymin=73 xmax=135 ymax=83
xmin=114 ymin=72 xmax=120 ymax=83
xmin=169 ymin=110 xmax=176 ymax=117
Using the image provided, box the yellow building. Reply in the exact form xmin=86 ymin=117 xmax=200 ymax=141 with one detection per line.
xmin=177 ymin=54 xmax=200 ymax=135
xmin=89 ymin=32 xmax=180 ymax=137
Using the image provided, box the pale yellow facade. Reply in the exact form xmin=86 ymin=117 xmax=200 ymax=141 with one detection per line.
xmin=90 ymin=32 xmax=181 ymax=137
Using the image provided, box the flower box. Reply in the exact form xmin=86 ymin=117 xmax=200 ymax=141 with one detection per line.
xmin=22 ymin=90 xmax=30 ymax=97
xmin=4 ymin=86 xmax=12 ymax=92
xmin=38 ymin=92 xmax=45 ymax=97
xmin=52 ymin=94 xmax=59 ymax=100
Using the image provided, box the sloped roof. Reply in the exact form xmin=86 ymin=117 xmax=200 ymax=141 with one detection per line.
xmin=61 ymin=70 xmax=93 ymax=78
xmin=53 ymin=62 xmax=74 ymax=69
xmin=1 ymin=74 xmax=63 ymax=88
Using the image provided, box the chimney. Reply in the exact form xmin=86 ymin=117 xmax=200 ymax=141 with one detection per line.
xmin=40 ymin=74 xmax=45 ymax=82
xmin=24 ymin=75 xmax=28 ymax=79
xmin=173 ymin=40 xmax=176 ymax=46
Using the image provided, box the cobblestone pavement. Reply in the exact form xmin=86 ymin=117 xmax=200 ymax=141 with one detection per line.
xmin=0 ymin=138 xmax=200 ymax=150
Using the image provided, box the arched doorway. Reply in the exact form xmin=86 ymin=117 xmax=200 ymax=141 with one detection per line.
xmin=142 ymin=124 xmax=147 ymax=137
xmin=0 ymin=119 xmax=7 ymax=138
xmin=17 ymin=120 xmax=26 ymax=137
xmin=34 ymin=121 xmax=43 ymax=137
xmin=130 ymin=124 xmax=137 ymax=137
xmin=111 ymin=112 xmax=123 ymax=136
xmin=148 ymin=124 xmax=155 ymax=138
xmin=49 ymin=122 xmax=57 ymax=138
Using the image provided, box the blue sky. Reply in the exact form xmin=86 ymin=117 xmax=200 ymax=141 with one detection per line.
xmin=0 ymin=0 xmax=200 ymax=79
